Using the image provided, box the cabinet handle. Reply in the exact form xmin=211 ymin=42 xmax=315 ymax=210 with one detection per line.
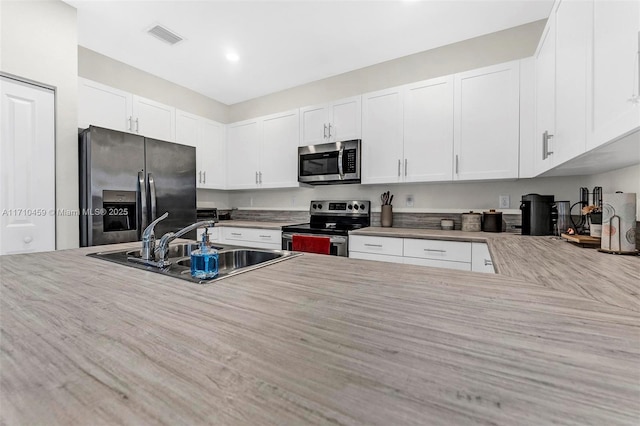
xmin=259 ymin=171 xmax=262 ymax=184
xmin=203 ymin=171 xmax=206 ymax=183
xmin=404 ymin=159 xmax=408 ymax=177
xmin=231 ymin=232 xmax=242 ymax=236
xmin=198 ymin=171 xmax=202 ymax=183
xmin=259 ymin=235 xmax=271 ymax=239
xmin=255 ymin=171 xmax=259 ymax=184
xmin=424 ymin=248 xmax=446 ymax=253
xmin=364 ymin=243 xmax=383 ymax=247
xmin=324 ymin=124 xmax=328 ymax=139
xmin=484 ymin=259 xmax=493 ymax=266
xmin=455 ymin=155 xmax=459 ymax=175
xmin=328 ymin=123 xmax=332 ymax=139
xmin=542 ymin=131 xmax=554 ymax=160
xmin=397 ymin=159 xmax=401 ymax=177
xmin=128 ymin=116 xmax=132 ymax=131
xmin=135 ymin=118 xmax=139 ymax=133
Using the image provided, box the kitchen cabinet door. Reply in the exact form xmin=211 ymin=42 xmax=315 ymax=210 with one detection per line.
xmin=534 ymin=13 xmax=556 ymax=174
xmin=132 ymin=95 xmax=175 ymax=142
xmin=175 ymin=109 xmax=199 ymax=147
xmin=589 ymin=0 xmax=640 ymax=150
xmin=554 ymin=0 xmax=591 ymax=165
xmin=260 ymin=109 xmax=299 ymax=188
xmin=329 ymin=96 xmax=361 ymax=142
xmin=1 ymin=77 xmax=55 ymax=254
xmin=403 ymin=76 xmax=454 ymax=182
xmin=299 ymin=104 xmax=328 ymax=146
xmin=198 ymin=119 xmax=226 ymax=189
xmin=471 ymin=242 xmax=495 ymax=273
xmin=226 ymin=119 xmax=260 ymax=189
xmin=78 ymin=78 xmax=133 ymax=132
xmin=518 ymin=58 xmax=536 ymax=178
xmin=361 ymin=87 xmax=404 ymax=184
xmin=454 ymin=60 xmax=520 ymax=180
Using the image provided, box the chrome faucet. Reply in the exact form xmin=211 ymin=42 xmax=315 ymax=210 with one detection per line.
xmin=139 ymin=212 xmax=216 ymax=267
xmin=156 ymin=219 xmax=216 ymax=263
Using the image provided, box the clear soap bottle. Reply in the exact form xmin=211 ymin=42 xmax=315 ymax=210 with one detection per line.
xmin=190 ymin=228 xmax=218 ymax=279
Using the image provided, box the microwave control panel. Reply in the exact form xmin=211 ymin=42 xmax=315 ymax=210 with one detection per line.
xmin=344 ymin=149 xmax=357 ymax=173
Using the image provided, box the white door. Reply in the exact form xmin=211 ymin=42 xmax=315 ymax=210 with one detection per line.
xmin=132 ymin=95 xmax=176 ymax=142
xmin=260 ymin=110 xmax=299 ymax=188
xmin=361 ymin=87 xmax=404 ymax=184
xmin=329 ymin=96 xmax=361 ymax=142
xmin=554 ymin=0 xmax=591 ymax=164
xmin=454 ymin=60 xmax=520 ymax=180
xmin=534 ymin=15 xmax=556 ymax=174
xmin=403 ymin=76 xmax=454 ymax=182
xmin=226 ymin=120 xmax=260 ymax=189
xmin=78 ymin=78 xmax=133 ymax=132
xmin=199 ymin=119 xmax=226 ymax=189
xmin=589 ymin=0 xmax=640 ymax=149
xmin=175 ymin=109 xmax=199 ymax=147
xmin=299 ymin=104 xmax=328 ymax=145
xmin=0 ymin=77 xmax=55 ymax=254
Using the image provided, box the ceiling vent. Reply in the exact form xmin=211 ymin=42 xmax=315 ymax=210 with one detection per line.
xmin=147 ymin=24 xmax=184 ymax=46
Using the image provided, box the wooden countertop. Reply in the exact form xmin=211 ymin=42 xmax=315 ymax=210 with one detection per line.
xmin=1 ymin=238 xmax=639 ymax=425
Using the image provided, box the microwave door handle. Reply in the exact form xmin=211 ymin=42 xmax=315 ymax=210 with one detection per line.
xmin=138 ymin=171 xmax=148 ymax=236
xmin=338 ymin=147 xmax=345 ymax=179
xmin=148 ymin=173 xmax=157 ymax=221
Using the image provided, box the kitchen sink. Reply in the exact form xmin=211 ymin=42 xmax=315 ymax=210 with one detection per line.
xmin=88 ymin=242 xmax=301 ymax=284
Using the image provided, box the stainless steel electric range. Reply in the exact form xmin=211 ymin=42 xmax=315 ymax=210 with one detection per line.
xmin=281 ymin=200 xmax=371 ymax=256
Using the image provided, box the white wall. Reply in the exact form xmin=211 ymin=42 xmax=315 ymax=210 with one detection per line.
xmin=229 ymin=20 xmax=545 ymax=122
xmin=1 ymin=0 xmax=79 ymax=249
xmin=78 ymin=47 xmax=229 ymax=123
xmin=226 ymin=175 xmax=591 ymax=213
xmin=586 ymin=164 xmax=640 ymax=219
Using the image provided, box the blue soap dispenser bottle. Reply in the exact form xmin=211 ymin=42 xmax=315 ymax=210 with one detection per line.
xmin=190 ymin=228 xmax=219 ymax=280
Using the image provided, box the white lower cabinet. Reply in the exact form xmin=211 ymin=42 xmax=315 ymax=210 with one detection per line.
xmin=220 ymin=227 xmax=282 ymax=250
xmin=350 ymin=235 xmax=494 ymax=274
xmin=471 ymin=242 xmax=495 ymax=274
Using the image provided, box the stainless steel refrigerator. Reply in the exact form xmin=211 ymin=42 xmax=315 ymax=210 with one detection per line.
xmin=79 ymin=126 xmax=196 ymax=247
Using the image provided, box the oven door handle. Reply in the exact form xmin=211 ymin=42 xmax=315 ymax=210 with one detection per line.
xmin=338 ymin=147 xmax=345 ymax=180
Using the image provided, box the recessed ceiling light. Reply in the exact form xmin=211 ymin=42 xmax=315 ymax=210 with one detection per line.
xmin=226 ymin=52 xmax=240 ymax=62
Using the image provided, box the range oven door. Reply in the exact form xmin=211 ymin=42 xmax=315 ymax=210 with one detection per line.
xmin=282 ymin=233 xmax=348 ymax=256
xmin=298 ymin=139 xmax=361 ymax=184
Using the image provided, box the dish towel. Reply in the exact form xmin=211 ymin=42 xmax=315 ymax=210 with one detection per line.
xmin=292 ymin=235 xmax=331 ymax=255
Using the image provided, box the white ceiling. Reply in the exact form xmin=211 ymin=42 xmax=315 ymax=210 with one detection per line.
xmin=65 ymin=0 xmax=553 ymax=105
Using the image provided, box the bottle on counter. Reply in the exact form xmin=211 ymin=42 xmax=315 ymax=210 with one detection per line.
xmin=190 ymin=228 xmax=219 ymax=279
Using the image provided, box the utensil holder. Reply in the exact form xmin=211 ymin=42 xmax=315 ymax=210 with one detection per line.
xmin=381 ymin=205 xmax=393 ymax=227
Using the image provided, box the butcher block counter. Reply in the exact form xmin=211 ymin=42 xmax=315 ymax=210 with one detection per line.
xmin=1 ymin=235 xmax=639 ymax=425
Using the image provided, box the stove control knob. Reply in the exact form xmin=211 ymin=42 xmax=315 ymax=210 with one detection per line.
xmin=317 ymin=204 xmax=322 ymax=209
xmin=353 ymin=204 xmax=359 ymax=210
xmin=312 ymin=203 xmax=317 ymax=209
xmin=360 ymin=204 xmax=366 ymax=210
xmin=347 ymin=204 xmax=352 ymax=209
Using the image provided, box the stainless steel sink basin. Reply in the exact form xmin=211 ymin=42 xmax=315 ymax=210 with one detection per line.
xmin=88 ymin=242 xmax=301 ymax=284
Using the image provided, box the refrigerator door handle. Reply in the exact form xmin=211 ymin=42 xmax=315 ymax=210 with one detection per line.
xmin=138 ymin=171 xmax=148 ymax=235
xmin=148 ymin=173 xmax=157 ymax=221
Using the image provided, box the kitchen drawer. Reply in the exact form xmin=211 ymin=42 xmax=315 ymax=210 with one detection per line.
xmin=349 ymin=251 xmax=403 ymax=264
xmin=222 ymin=227 xmax=281 ymax=247
xmin=403 ymin=256 xmax=471 ymax=272
xmin=403 ymin=238 xmax=471 ymax=263
xmin=349 ymin=235 xmax=403 ymax=256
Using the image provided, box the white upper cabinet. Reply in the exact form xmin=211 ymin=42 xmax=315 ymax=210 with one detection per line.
xmin=132 ymin=95 xmax=175 ymax=142
xmin=534 ymin=11 xmax=557 ymax=175
xmin=78 ymin=78 xmax=176 ymax=142
xmin=226 ymin=119 xmax=261 ymax=190
xmin=260 ymin=109 xmax=300 ymax=188
xmin=226 ymin=109 xmax=300 ymax=190
xmin=299 ymin=96 xmax=361 ymax=145
xmin=518 ymin=57 xmax=536 ymax=178
xmin=361 ymin=87 xmax=404 ymax=184
xmin=403 ymin=76 xmax=454 ymax=182
xmin=198 ymin=118 xmax=226 ymax=190
xmin=176 ymin=110 xmax=225 ymax=189
xmin=589 ymin=0 xmax=640 ymax=149
xmin=453 ymin=60 xmax=520 ymax=180
xmin=554 ymin=0 xmax=591 ymax=165
xmin=78 ymin=78 xmax=133 ymax=132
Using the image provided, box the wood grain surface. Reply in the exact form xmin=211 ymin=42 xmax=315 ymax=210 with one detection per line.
xmin=1 ymin=236 xmax=639 ymax=425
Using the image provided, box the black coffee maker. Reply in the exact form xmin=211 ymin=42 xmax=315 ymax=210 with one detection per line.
xmin=520 ymin=194 xmax=555 ymax=235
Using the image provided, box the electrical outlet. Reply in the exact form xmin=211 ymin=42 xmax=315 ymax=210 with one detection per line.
xmin=406 ymin=195 xmax=414 ymax=207
xmin=291 ymin=196 xmax=296 ymax=207
xmin=499 ymin=195 xmax=510 ymax=209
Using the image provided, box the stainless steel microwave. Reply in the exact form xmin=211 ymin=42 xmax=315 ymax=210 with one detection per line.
xmin=298 ymin=140 xmax=361 ymax=185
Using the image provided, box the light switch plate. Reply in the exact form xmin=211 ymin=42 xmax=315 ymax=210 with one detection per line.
xmin=406 ymin=195 xmax=414 ymax=207
xmin=499 ymin=195 xmax=510 ymax=209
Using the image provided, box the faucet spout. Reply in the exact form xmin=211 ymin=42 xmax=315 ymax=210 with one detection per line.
xmin=156 ymin=220 xmax=217 ymax=264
